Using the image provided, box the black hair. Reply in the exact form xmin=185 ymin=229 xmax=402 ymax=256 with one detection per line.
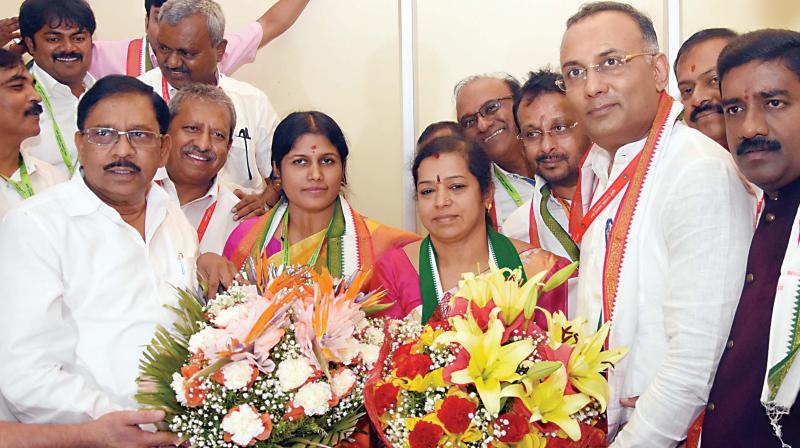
xmin=674 ymin=28 xmax=738 ymax=75
xmin=145 ymin=0 xmax=168 ymax=15
xmin=271 ymin=111 xmax=350 ymax=183
xmin=0 ymin=49 xmax=23 ymax=70
xmin=417 ymin=121 xmax=461 ymax=148
xmin=566 ymin=1 xmax=658 ymax=51
xmin=513 ymin=68 xmax=564 ymax=131
xmin=77 ymin=75 xmax=170 ymax=134
xmin=718 ymin=29 xmax=800 ymax=89
xmin=19 ymin=0 xmax=96 ymax=44
xmin=412 ymin=136 xmax=492 ymax=197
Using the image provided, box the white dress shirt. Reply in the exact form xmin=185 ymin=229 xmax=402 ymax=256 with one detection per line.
xmin=139 ymin=69 xmax=279 ymax=193
xmin=492 ymin=163 xmax=535 ymax=226
xmin=0 ymin=152 xmax=67 ymax=219
xmin=576 ymin=122 xmax=755 ymax=446
xmin=21 ymin=64 xmax=95 ymax=178
xmin=157 ymin=173 xmax=240 ymax=255
xmin=0 ymin=173 xmax=199 ymax=423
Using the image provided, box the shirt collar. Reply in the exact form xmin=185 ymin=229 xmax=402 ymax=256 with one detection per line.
xmin=65 ymin=169 xmax=170 ymax=219
xmin=30 ymin=63 xmax=96 ymax=98
xmin=159 ymin=168 xmax=220 ymax=207
xmin=19 ymin=151 xmax=38 ymax=178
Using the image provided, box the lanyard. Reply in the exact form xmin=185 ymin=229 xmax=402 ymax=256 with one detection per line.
xmin=280 ymin=208 xmax=333 ymax=268
xmin=33 ymin=77 xmax=75 ymax=176
xmin=571 ymin=151 xmax=643 ymax=244
xmin=196 ymin=200 xmax=218 ymax=243
xmin=141 ymin=35 xmax=154 ymax=74
xmin=493 ymin=165 xmax=525 ymax=207
xmin=161 ymin=75 xmax=172 ymax=103
xmin=0 ymin=156 xmax=35 ymax=199
xmin=537 ymin=184 xmax=580 ymax=262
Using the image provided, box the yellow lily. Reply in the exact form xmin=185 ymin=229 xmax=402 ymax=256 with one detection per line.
xmin=567 ymin=321 xmax=627 ymax=412
xmin=545 ymin=310 xmax=583 ymax=349
xmin=493 ymin=431 xmax=548 ymax=448
xmin=508 ymin=366 xmax=590 ymax=441
xmin=435 ymin=309 xmax=534 ymax=415
xmin=398 ymin=368 xmax=446 ymax=392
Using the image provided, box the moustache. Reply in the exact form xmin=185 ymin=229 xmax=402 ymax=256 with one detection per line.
xmin=103 ymin=160 xmax=142 ymax=173
xmin=167 ymin=65 xmax=190 ymax=74
xmin=180 ymin=145 xmax=216 ymax=161
xmin=736 ymin=136 xmax=782 ymax=156
xmin=24 ymin=103 xmax=43 ymax=116
xmin=51 ymin=52 xmax=83 ymax=62
xmin=535 ymin=152 xmax=568 ymax=164
xmin=689 ymin=102 xmax=724 ymax=123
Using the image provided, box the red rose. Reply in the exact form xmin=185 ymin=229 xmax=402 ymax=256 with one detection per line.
xmin=437 ymin=396 xmax=476 ymax=434
xmin=409 ymin=421 xmax=444 ymax=448
xmin=373 ymin=383 xmax=400 ymax=414
xmin=395 ymin=353 xmax=433 ymax=379
xmin=494 ymin=412 xmax=530 ymax=443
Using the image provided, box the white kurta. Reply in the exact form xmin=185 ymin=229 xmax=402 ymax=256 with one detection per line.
xmin=0 ymin=173 xmax=199 ymax=423
xmin=576 ymin=121 xmax=756 ymax=446
xmin=139 ymin=69 xmax=279 ymax=193
xmin=158 ymin=174 xmax=240 ymax=255
xmin=0 ymin=152 xmax=67 ymax=219
xmin=491 ymin=163 xmax=536 ymax=226
xmin=21 ymin=64 xmax=95 ymax=178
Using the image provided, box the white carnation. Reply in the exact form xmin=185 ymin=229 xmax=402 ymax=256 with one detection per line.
xmin=359 ymin=343 xmax=381 ymax=368
xmin=365 ymin=326 xmax=385 ymax=345
xmin=221 ymin=360 xmax=255 ymax=390
xmin=188 ymin=326 xmax=229 ymax=356
xmin=294 ymin=382 xmax=332 ymax=416
xmin=212 ymin=304 xmax=248 ymax=328
xmin=221 ymin=404 xmax=264 ymax=446
xmin=331 ymin=369 xmax=357 ymax=398
xmin=276 ymin=358 xmax=314 ymax=392
xmin=171 ymin=372 xmax=187 ymax=405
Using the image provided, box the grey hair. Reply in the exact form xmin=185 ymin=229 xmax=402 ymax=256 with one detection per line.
xmin=158 ymin=0 xmax=226 ymax=47
xmin=169 ymin=83 xmax=237 ymax=142
xmin=567 ymin=2 xmax=659 ymax=52
xmin=453 ymin=73 xmax=521 ymax=101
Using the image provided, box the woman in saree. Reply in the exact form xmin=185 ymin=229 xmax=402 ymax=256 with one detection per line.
xmin=374 ymin=135 xmax=571 ymax=324
xmin=223 ymin=111 xmax=419 ymax=278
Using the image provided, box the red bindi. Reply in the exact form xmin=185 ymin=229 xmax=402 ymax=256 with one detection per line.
xmin=436 ymin=175 xmax=441 ymax=183
xmin=690 ymin=64 xmax=696 ymax=73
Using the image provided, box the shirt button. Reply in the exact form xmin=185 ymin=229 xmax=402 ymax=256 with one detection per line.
xmin=765 ymin=213 xmax=776 ymax=222
xmin=708 ymin=402 xmax=716 ymax=412
xmin=727 ymin=339 xmax=734 ymax=349
xmin=746 ymin=273 xmax=755 ymax=283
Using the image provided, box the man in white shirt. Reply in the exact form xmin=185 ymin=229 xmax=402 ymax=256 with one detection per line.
xmin=159 ymin=83 xmax=240 ymax=255
xmin=139 ymin=0 xmax=280 ymax=220
xmin=454 ymin=74 xmax=536 ymax=228
xmin=559 ymin=2 xmax=756 ymax=446
xmin=0 ymin=75 xmax=200 ymax=426
xmin=502 ymin=68 xmax=590 ymax=263
xmin=0 ymin=48 xmax=65 ymax=220
xmin=18 ymin=0 xmax=97 ymax=178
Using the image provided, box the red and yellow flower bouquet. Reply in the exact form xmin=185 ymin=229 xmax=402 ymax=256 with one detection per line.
xmin=365 ymin=266 xmax=626 ymax=448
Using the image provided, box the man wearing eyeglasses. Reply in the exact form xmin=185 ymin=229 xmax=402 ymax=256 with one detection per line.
xmin=502 ymin=68 xmax=589 ymax=268
xmin=0 ymin=75 xmax=237 ymax=433
xmin=560 ymin=2 xmax=756 ymax=446
xmin=454 ymin=74 xmax=536 ymax=229
xmin=675 ymin=28 xmax=738 ymax=151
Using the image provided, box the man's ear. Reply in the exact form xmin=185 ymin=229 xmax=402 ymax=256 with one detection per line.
xmin=652 ymin=52 xmax=670 ymax=92
xmin=158 ymin=134 xmax=172 ymax=167
xmin=23 ymin=36 xmax=35 ymax=54
xmin=215 ymin=39 xmax=228 ymax=64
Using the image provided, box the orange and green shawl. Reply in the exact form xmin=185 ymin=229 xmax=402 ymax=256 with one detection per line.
xmin=223 ymin=196 xmax=419 ymax=280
